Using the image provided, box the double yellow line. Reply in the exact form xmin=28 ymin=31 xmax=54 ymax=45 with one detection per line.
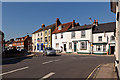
xmin=86 ymin=64 xmax=101 ymax=80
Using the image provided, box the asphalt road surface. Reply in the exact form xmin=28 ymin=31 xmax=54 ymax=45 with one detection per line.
xmin=2 ymin=54 xmax=115 ymax=80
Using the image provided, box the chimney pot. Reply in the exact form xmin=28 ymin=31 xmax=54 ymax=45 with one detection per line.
xmin=93 ymin=20 xmax=96 ymax=25
xmin=42 ymin=24 xmax=45 ymax=28
xmin=96 ymin=19 xmax=98 ymax=26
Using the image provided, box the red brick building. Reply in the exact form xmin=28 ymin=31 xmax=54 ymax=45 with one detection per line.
xmin=13 ymin=35 xmax=32 ymax=52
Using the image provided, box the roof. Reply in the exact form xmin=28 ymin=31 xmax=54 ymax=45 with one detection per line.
xmin=52 ymin=22 xmax=72 ymax=34
xmin=32 ymin=23 xmax=56 ymax=34
xmin=93 ymin=22 xmax=116 ymax=33
xmin=67 ymin=24 xmax=92 ymax=32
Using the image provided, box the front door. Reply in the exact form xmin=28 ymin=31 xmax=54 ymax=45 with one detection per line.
xmin=110 ymin=46 xmax=115 ymax=54
xmin=64 ymin=44 xmax=66 ymax=51
xmin=74 ymin=43 xmax=77 ymax=52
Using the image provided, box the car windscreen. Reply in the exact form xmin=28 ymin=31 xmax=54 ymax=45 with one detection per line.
xmin=46 ymin=48 xmax=53 ymax=50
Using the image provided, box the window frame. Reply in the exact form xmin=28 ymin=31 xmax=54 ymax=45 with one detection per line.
xmin=80 ymin=41 xmax=87 ymax=50
xmin=81 ymin=30 xmax=86 ymax=38
xmin=98 ymin=36 xmax=102 ymax=42
xmin=61 ymin=33 xmax=63 ymax=39
xmin=69 ymin=42 xmax=72 ymax=49
xmin=71 ymin=31 xmax=75 ymax=39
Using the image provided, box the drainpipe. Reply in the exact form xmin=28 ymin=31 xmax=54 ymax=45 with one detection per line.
xmin=89 ymin=17 xmax=93 ymax=54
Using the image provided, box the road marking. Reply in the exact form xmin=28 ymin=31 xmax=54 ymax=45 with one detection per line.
xmin=42 ymin=61 xmax=54 ymax=64
xmin=42 ymin=59 xmax=61 ymax=65
xmin=0 ymin=66 xmax=29 ymax=76
xmin=53 ymin=59 xmax=61 ymax=62
xmin=41 ymin=72 xmax=55 ymax=80
xmin=86 ymin=64 xmax=101 ymax=80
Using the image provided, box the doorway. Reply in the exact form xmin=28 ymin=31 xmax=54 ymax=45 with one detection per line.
xmin=110 ymin=46 xmax=115 ymax=54
xmin=64 ymin=44 xmax=66 ymax=51
xmin=74 ymin=43 xmax=77 ymax=52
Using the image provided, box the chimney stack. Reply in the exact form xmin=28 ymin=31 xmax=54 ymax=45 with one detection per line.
xmin=42 ymin=24 xmax=45 ymax=28
xmin=96 ymin=19 xmax=98 ymax=26
xmin=72 ymin=20 xmax=75 ymax=28
xmin=75 ymin=22 xmax=80 ymax=26
xmin=56 ymin=18 xmax=61 ymax=29
xmin=93 ymin=20 xmax=96 ymax=25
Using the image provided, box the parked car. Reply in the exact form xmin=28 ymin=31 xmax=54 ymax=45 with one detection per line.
xmin=43 ymin=47 xmax=56 ymax=56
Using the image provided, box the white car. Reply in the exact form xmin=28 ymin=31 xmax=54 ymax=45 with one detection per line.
xmin=43 ymin=47 xmax=56 ymax=56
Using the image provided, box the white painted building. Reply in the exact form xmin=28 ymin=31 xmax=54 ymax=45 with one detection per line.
xmin=52 ymin=19 xmax=116 ymax=55
xmin=92 ymin=22 xmax=116 ymax=55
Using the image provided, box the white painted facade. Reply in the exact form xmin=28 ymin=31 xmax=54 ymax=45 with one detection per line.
xmin=93 ymin=32 xmax=115 ymax=54
xmin=52 ymin=29 xmax=92 ymax=54
xmin=52 ymin=27 xmax=115 ymax=55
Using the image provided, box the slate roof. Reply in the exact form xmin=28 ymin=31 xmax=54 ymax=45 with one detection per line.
xmin=32 ymin=23 xmax=56 ymax=34
xmin=67 ymin=24 xmax=92 ymax=32
xmin=93 ymin=22 xmax=116 ymax=33
xmin=52 ymin=22 xmax=72 ymax=34
xmin=67 ymin=22 xmax=116 ymax=33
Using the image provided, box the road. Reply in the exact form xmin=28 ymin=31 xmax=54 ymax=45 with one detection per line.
xmin=2 ymin=54 xmax=115 ymax=80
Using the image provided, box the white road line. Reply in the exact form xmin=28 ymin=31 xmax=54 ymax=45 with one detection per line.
xmin=42 ymin=59 xmax=61 ymax=65
xmin=53 ymin=59 xmax=61 ymax=62
xmin=42 ymin=61 xmax=54 ymax=64
xmin=0 ymin=66 xmax=29 ymax=76
xmin=41 ymin=72 xmax=55 ymax=79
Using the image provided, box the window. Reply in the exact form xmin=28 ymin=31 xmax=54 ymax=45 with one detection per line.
xmin=58 ymin=26 xmax=62 ymax=30
xmin=103 ymin=45 xmax=106 ymax=51
xmin=56 ymin=43 xmax=59 ymax=48
xmin=45 ymin=31 xmax=47 ymax=35
xmin=41 ymin=32 xmax=42 ymax=36
xmin=41 ymin=38 xmax=42 ymax=42
xmin=111 ymin=36 xmax=115 ymax=41
xmin=38 ymin=33 xmax=39 ymax=36
xmin=49 ymin=30 xmax=51 ymax=34
xmin=69 ymin=42 xmax=72 ymax=49
xmin=81 ymin=30 xmax=85 ymax=38
xmin=80 ymin=41 xmax=87 ymax=50
xmin=98 ymin=36 xmax=102 ymax=41
xmin=96 ymin=45 xmax=102 ymax=51
xmin=55 ymin=34 xmax=57 ymax=39
xmin=61 ymin=33 xmax=63 ymax=38
xmin=45 ymin=37 xmax=47 ymax=42
xmin=71 ymin=32 xmax=75 ymax=38
xmin=49 ymin=36 xmax=51 ymax=41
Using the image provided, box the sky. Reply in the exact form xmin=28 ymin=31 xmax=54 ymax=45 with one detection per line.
xmin=2 ymin=2 xmax=115 ymax=40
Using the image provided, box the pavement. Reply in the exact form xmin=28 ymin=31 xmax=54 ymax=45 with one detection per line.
xmin=2 ymin=53 xmax=116 ymax=80
xmin=94 ymin=63 xmax=117 ymax=79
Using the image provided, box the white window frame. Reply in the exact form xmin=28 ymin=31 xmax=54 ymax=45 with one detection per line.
xmin=56 ymin=43 xmax=59 ymax=48
xmin=55 ymin=34 xmax=57 ymax=39
xmin=71 ymin=32 xmax=75 ymax=39
xmin=61 ymin=33 xmax=63 ymax=39
xmin=98 ymin=36 xmax=102 ymax=42
xmin=103 ymin=45 xmax=106 ymax=52
xmin=96 ymin=45 xmax=102 ymax=51
xmin=80 ymin=41 xmax=87 ymax=50
xmin=81 ymin=30 xmax=86 ymax=38
xmin=69 ymin=42 xmax=72 ymax=49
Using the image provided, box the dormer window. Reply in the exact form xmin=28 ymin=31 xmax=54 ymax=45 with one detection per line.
xmin=58 ymin=26 xmax=62 ymax=30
